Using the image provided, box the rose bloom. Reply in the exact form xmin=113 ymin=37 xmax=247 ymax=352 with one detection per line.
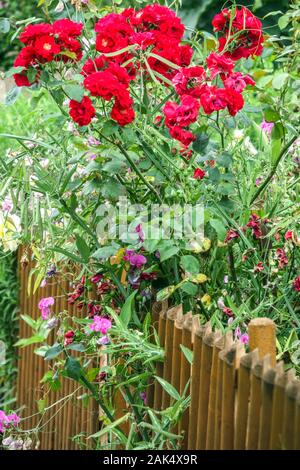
xmin=193 ymin=168 xmax=206 ymax=180
xmin=69 ymin=96 xmax=96 ymax=126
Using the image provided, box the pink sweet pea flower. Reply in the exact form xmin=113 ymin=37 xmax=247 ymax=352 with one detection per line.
xmin=90 ymin=316 xmax=112 ymax=334
xmin=38 ymin=297 xmax=54 ymax=320
xmin=260 ymin=120 xmax=274 ymax=135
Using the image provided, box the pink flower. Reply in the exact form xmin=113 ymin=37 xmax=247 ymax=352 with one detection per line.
xmin=38 ymin=297 xmax=54 ymax=320
xmin=134 ymin=223 xmax=145 ymax=243
xmin=254 ymin=262 xmax=264 ymax=273
xmin=90 ymin=316 xmax=112 ymax=334
xmin=97 ymin=335 xmax=110 ymax=345
xmin=2 ymin=197 xmax=13 ymax=212
xmin=223 ymin=307 xmax=234 ymax=317
xmin=87 ymin=136 xmax=100 ymax=146
xmin=124 ymin=249 xmax=147 ymax=269
xmin=260 ymin=120 xmax=274 ymax=135
xmin=6 ymin=413 xmax=20 ymax=425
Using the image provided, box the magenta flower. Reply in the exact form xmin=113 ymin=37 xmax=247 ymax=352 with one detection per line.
xmin=0 ymin=410 xmax=20 ymax=433
xmin=260 ymin=120 xmax=274 ymax=135
xmin=38 ymin=297 xmax=54 ymax=320
xmin=90 ymin=316 xmax=112 ymax=334
xmin=124 ymin=249 xmax=147 ymax=269
xmin=134 ymin=223 xmax=145 ymax=243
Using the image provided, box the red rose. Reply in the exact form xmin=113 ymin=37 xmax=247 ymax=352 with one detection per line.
xmin=82 ymin=56 xmax=107 ymax=76
xmin=34 ymin=35 xmax=60 ymax=61
xmin=206 ymin=53 xmax=234 ymax=79
xmin=52 ymin=18 xmax=83 ymax=38
xmin=214 ymin=7 xmax=263 ymax=60
xmin=224 ymin=87 xmax=244 ymax=116
xmin=200 ymin=85 xmax=228 ymax=114
xmin=13 ymin=46 xmax=37 ymax=87
xmin=83 ymin=71 xmax=120 ymax=99
xmin=19 ymin=23 xmax=53 ymax=45
xmin=193 ymin=168 xmax=206 ymax=180
xmin=169 ymin=126 xmax=195 ymax=147
xmin=69 ymin=96 xmax=96 ymax=126
xmin=163 ymin=95 xmax=199 ymax=128
xmin=223 ymin=72 xmax=255 ymax=93
xmin=172 ymin=66 xmax=206 ymax=98
xmin=111 ymin=101 xmax=135 ymax=126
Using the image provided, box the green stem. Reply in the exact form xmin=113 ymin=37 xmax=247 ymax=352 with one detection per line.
xmin=250 ymin=135 xmax=298 ymax=205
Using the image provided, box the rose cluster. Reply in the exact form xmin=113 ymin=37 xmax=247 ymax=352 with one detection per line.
xmin=162 ymin=6 xmax=261 ymax=150
xmin=14 ymin=19 xmax=83 ymax=87
xmin=213 ymin=6 xmax=264 ymax=60
xmin=14 ymin=5 xmax=263 ymax=136
xmin=72 ymin=4 xmax=191 ymax=127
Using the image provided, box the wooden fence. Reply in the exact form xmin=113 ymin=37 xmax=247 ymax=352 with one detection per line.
xmin=152 ymin=302 xmax=300 ymax=450
xmin=17 ymin=247 xmax=98 ymax=450
xmin=16 ymin=248 xmax=300 ymax=449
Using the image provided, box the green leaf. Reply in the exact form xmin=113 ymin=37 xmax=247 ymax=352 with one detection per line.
xmin=272 ymin=73 xmax=289 ymax=90
xmin=88 ymin=413 xmax=130 ymax=439
xmin=65 ymin=356 xmax=82 ymax=381
xmin=50 ymin=246 xmax=86 ymax=264
xmin=119 ymin=290 xmax=137 ymax=327
xmin=278 ymin=15 xmax=290 ymax=30
xmin=75 ymin=234 xmax=90 ymax=262
xmin=5 ymin=66 xmax=26 ymax=78
xmin=180 ymin=281 xmax=198 ymax=296
xmin=20 ymin=314 xmax=37 ymax=330
xmin=159 ymin=244 xmax=179 ymax=262
xmin=45 ymin=344 xmax=63 ymax=361
xmin=14 ymin=335 xmax=45 ymax=348
xmin=209 ymin=218 xmax=227 ymax=241
xmin=154 ymin=376 xmax=180 ymax=400
xmin=92 ymin=246 xmax=116 ymax=260
xmin=264 ymin=107 xmax=280 ymax=123
xmin=63 ymin=84 xmax=84 ymax=102
xmin=86 ymin=368 xmax=100 ymax=382
xmin=193 ymin=133 xmax=209 ymax=154
xmin=180 ymin=255 xmax=199 ymax=275
xmin=180 ymin=345 xmax=193 ymax=365
xmin=37 ymin=399 xmax=46 ymax=413
xmin=66 ymin=342 xmax=86 ymax=352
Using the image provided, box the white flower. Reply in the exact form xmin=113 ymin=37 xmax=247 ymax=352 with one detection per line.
xmin=233 ymin=129 xmax=244 ymax=141
xmin=243 ymin=136 xmax=258 ymax=156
